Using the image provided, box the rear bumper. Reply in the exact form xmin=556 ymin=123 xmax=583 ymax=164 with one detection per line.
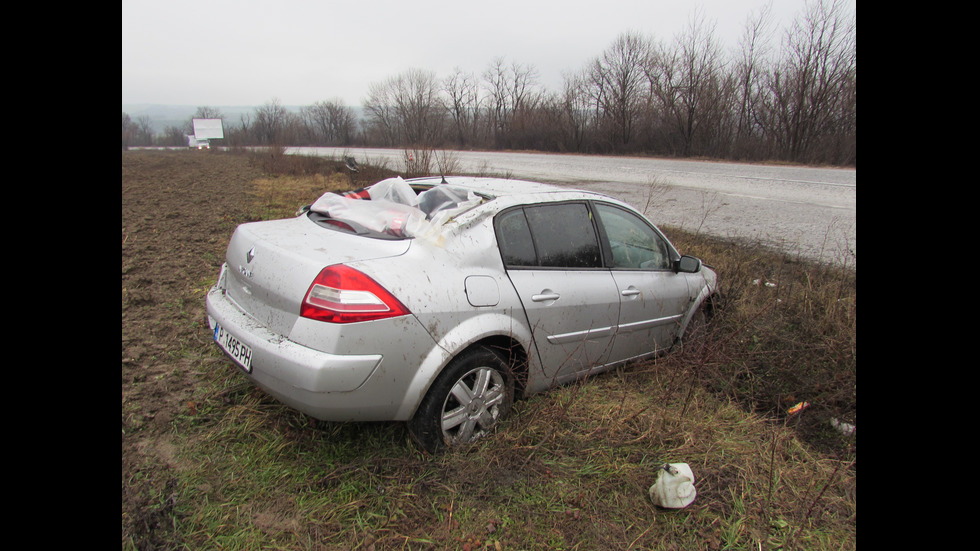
xmin=205 ymin=277 xmax=433 ymax=421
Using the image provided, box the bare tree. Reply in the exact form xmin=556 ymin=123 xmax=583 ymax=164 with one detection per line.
xmin=363 ymin=79 xmax=400 ymax=146
xmin=442 ymin=68 xmax=483 ymax=147
xmin=542 ymin=71 xmax=593 ymax=152
xmin=483 ymin=57 xmax=511 ymax=147
xmin=192 ymin=106 xmax=223 ymax=127
xmin=329 ymin=101 xmax=357 ymax=145
xmin=507 ymin=61 xmax=539 ymax=116
xmin=136 ymin=115 xmax=155 ymax=146
xmin=396 ymin=69 xmax=444 ymax=146
xmin=253 ymin=98 xmax=291 ymax=145
xmin=364 ymin=69 xmax=445 ymax=147
xmin=733 ymin=2 xmax=776 ymax=158
xmin=122 ymin=112 xmax=136 ymax=149
xmin=162 ymin=125 xmax=188 ymax=147
xmin=122 ymin=112 xmax=160 ymax=147
xmin=587 ymin=32 xmax=652 ymax=151
xmin=194 ymin=106 xmax=223 ymax=119
xmin=507 ymin=63 xmax=543 ymax=149
xmin=648 ymin=10 xmax=729 ymax=157
xmin=762 ymin=0 xmax=856 ymax=163
xmin=223 ymin=113 xmax=252 ymax=147
xmin=482 ymin=58 xmax=540 ymax=148
xmin=301 ymin=99 xmax=356 ymax=145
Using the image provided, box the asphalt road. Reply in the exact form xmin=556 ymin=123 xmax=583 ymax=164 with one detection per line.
xmin=291 ymin=147 xmax=856 ymax=266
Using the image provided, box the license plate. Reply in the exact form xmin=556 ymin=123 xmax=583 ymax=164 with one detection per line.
xmin=214 ymin=323 xmax=252 ymax=373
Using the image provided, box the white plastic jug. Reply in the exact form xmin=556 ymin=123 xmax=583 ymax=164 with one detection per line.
xmin=649 ymin=463 xmax=697 ymax=508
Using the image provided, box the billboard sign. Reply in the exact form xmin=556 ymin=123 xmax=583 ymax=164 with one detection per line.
xmin=192 ymin=118 xmax=224 ymax=140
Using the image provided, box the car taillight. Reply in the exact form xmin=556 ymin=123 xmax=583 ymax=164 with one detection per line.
xmin=300 ymin=265 xmax=410 ymax=323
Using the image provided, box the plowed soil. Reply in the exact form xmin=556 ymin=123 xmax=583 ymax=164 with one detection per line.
xmin=122 ymin=150 xmax=263 ymax=545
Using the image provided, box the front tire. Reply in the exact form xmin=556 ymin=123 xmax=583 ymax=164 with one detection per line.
xmin=408 ymin=346 xmax=514 ymax=453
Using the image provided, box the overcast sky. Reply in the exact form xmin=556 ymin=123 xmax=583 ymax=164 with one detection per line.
xmin=122 ymin=0 xmax=854 ymax=108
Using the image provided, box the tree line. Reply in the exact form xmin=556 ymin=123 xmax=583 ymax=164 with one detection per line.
xmin=123 ymin=0 xmax=855 ymax=166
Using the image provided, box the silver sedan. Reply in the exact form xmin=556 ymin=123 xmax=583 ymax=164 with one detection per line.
xmin=206 ymin=176 xmax=717 ymax=452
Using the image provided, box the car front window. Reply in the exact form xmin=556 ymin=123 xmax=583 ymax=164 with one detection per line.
xmin=594 ymin=203 xmax=670 ymax=270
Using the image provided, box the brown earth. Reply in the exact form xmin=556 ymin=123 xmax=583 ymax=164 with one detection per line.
xmin=122 ymin=150 xmax=264 ymax=546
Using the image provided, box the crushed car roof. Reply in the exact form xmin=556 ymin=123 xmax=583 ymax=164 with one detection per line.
xmin=405 ymin=176 xmax=578 ymax=199
xmin=308 ymin=176 xmax=620 ymax=242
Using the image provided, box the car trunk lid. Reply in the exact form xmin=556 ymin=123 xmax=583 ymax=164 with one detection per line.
xmin=221 ymin=215 xmax=412 ymax=336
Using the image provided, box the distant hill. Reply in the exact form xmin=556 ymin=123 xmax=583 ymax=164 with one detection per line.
xmin=122 ymin=104 xmax=313 ymax=135
xmin=123 ymin=104 xmax=366 ymax=135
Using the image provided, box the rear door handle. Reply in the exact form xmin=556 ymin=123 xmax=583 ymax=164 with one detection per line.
xmin=621 ymin=287 xmax=641 ymax=297
xmin=531 ymin=293 xmax=561 ymax=302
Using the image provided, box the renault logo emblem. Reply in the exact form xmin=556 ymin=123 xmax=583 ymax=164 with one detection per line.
xmin=246 ymin=246 xmax=256 ymax=264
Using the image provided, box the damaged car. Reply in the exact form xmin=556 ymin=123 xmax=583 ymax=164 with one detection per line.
xmin=206 ymin=175 xmax=717 ymax=452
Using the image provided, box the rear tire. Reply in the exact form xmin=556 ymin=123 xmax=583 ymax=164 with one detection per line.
xmin=408 ymin=346 xmax=514 ymax=453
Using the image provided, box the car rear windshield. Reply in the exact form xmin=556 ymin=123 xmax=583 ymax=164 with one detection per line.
xmin=307 ymin=177 xmax=482 ymax=240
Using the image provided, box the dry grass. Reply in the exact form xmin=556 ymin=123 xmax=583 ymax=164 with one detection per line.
xmin=666 ymin=227 xmax=856 ymax=457
xmin=168 ymin=355 xmax=855 ymax=550
xmin=247 ymin=173 xmax=347 ymax=219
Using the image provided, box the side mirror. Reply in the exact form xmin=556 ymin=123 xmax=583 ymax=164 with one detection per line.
xmin=675 ymin=255 xmax=702 ymax=273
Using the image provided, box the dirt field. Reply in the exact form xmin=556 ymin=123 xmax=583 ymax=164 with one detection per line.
xmin=122 ymin=150 xmax=264 ymax=542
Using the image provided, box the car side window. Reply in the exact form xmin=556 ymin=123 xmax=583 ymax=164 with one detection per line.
xmin=495 ymin=208 xmax=537 ymax=266
xmin=496 ymin=203 xmax=602 ymax=269
xmin=594 ymin=203 xmax=671 ymax=270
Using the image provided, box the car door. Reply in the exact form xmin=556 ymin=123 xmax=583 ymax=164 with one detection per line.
xmin=495 ymin=203 xmax=621 ymax=385
xmin=593 ymin=202 xmax=695 ymax=363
